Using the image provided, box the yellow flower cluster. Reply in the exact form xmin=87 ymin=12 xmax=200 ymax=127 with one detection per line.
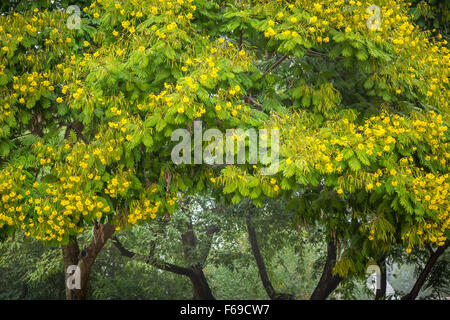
xmin=218 ymin=109 xmax=448 ymax=251
xmin=104 ymin=172 xmax=132 ymax=198
xmin=0 ymin=9 xmax=79 ymax=129
xmin=0 ymin=163 xmax=113 ymax=242
xmin=128 ymin=200 xmax=161 ymax=225
xmin=258 ymin=0 xmax=449 ymax=114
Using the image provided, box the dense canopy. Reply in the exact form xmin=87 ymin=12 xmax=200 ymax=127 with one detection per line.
xmin=0 ymin=0 xmax=448 ymax=300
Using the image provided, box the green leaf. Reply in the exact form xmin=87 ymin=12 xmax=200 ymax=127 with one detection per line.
xmin=348 ymin=157 xmax=361 ymax=171
xmin=0 ymin=141 xmax=10 ymax=157
xmin=142 ymin=133 xmax=153 ymax=147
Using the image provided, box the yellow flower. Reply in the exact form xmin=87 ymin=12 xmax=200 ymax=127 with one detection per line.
xmin=178 ymin=107 xmax=184 ymax=114
xmin=264 ymin=27 xmax=276 ymax=37
xmin=337 ymin=188 xmax=343 ymax=194
xmin=93 ymin=12 xmax=99 ymax=18
xmin=56 ymin=97 xmax=63 ymax=103
xmin=286 ymin=158 xmax=292 ymax=165
xmin=405 ymin=248 xmax=412 ymax=254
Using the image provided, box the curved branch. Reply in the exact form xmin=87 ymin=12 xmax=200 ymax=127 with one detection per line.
xmin=402 ymin=240 xmax=449 ymax=300
xmin=310 ymin=240 xmax=343 ymax=300
xmin=246 ymin=212 xmax=294 ymax=300
xmin=112 ymin=236 xmax=190 ymax=276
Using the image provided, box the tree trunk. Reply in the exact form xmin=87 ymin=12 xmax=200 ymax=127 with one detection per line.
xmin=62 ymin=239 xmax=83 ymax=300
xmin=402 ymin=241 xmax=449 ymax=300
xmin=310 ymin=240 xmax=343 ymax=300
xmin=18 ymin=283 xmax=28 ymax=300
xmin=187 ymin=264 xmax=216 ymax=300
xmin=62 ymin=223 xmax=115 ymax=300
xmin=179 ymin=211 xmax=216 ymax=300
xmin=375 ymin=258 xmax=387 ymax=300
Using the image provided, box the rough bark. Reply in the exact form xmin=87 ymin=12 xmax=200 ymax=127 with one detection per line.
xmin=402 ymin=241 xmax=449 ymax=300
xmin=309 ymin=240 xmax=343 ymax=300
xmin=246 ymin=213 xmax=294 ymax=300
xmin=62 ymin=223 xmax=115 ymax=300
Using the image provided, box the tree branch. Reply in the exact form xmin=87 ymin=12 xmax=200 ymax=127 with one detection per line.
xmin=402 ymin=240 xmax=449 ymax=300
xmin=111 ymin=235 xmax=135 ymax=258
xmin=244 ymin=95 xmax=262 ymax=110
xmin=261 ymin=54 xmax=289 ymax=79
xmin=246 ymin=211 xmax=294 ymax=300
xmin=112 ymin=235 xmax=191 ymax=276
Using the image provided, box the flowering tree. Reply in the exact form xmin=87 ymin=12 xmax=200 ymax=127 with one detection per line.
xmin=0 ymin=0 xmax=448 ymax=299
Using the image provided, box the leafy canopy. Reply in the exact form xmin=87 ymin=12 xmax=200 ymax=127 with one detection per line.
xmin=0 ymin=0 xmax=448 ymax=276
